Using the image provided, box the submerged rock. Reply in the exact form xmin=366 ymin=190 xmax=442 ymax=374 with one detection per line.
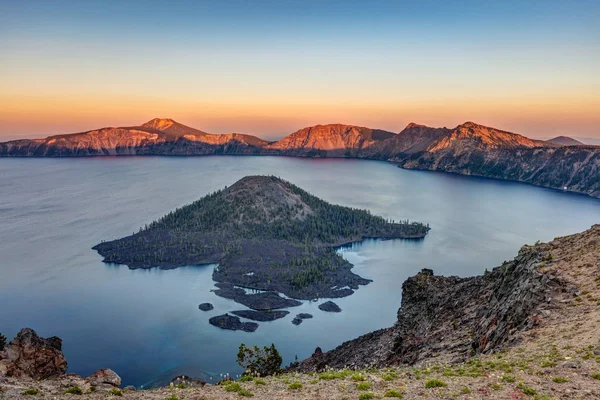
xmin=0 ymin=328 xmax=67 ymax=379
xmin=209 ymin=314 xmax=259 ymax=332
xmin=198 ymin=303 xmax=214 ymax=311
xmin=318 ymin=301 xmax=342 ymax=313
xmin=231 ymin=310 xmax=289 ymax=322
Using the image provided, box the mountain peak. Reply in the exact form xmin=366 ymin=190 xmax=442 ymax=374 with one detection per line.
xmin=141 ymin=118 xmax=177 ymax=130
xmin=404 ymin=122 xmax=427 ymax=129
xmin=459 ymin=121 xmax=485 ymax=129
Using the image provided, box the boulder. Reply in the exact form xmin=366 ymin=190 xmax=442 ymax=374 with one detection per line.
xmin=85 ymin=368 xmax=122 ymax=387
xmin=0 ymin=328 xmax=67 ymax=379
xmin=198 ymin=303 xmax=214 ymax=311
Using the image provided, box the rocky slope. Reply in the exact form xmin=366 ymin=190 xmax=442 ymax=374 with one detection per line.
xmin=2 ymin=118 xmax=600 ymax=199
xmin=265 ymin=123 xmax=396 ymax=157
xmin=295 ymin=224 xmax=600 ymax=372
xmin=397 ymin=143 xmax=600 ymax=198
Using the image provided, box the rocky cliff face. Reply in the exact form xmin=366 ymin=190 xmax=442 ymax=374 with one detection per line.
xmin=0 ymin=328 xmax=67 ymax=379
xmin=0 ymin=119 xmax=269 ymax=157
xmin=265 ymin=124 xmax=396 ymax=157
xmin=396 ymin=145 xmax=600 ymax=198
xmin=295 ymin=227 xmax=576 ymax=372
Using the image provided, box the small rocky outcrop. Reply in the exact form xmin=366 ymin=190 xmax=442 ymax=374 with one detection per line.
xmin=198 ymin=303 xmax=214 ymax=311
xmin=0 ymin=328 xmax=67 ymax=379
xmin=292 ymin=313 xmax=314 ymax=325
xmin=318 ymin=301 xmax=342 ymax=313
xmin=231 ymin=310 xmax=289 ymax=322
xmin=209 ymin=314 xmax=259 ymax=332
xmin=170 ymin=375 xmax=206 ymax=388
xmin=85 ymin=368 xmax=122 ymax=388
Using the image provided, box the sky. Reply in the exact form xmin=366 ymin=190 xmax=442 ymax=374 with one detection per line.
xmin=0 ymin=0 xmax=599 ymax=141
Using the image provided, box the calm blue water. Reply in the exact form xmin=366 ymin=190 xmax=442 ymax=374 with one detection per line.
xmin=0 ymin=156 xmax=598 ymax=387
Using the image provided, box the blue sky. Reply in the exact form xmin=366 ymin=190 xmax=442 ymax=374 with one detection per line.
xmin=1 ymin=0 xmax=598 ymax=139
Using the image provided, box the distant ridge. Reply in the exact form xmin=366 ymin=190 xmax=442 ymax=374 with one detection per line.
xmin=547 ymin=136 xmax=584 ymax=146
xmin=1 ymin=118 xmax=599 ymax=199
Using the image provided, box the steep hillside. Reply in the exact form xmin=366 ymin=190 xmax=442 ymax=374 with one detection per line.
xmin=0 ymin=119 xmax=268 ymax=156
xmin=296 ymin=224 xmax=600 ymax=371
xmin=266 ymin=124 xmax=396 ymax=157
xmin=396 ymin=144 xmax=600 ymax=198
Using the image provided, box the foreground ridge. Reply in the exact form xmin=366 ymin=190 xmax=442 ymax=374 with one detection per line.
xmin=1 ymin=118 xmax=599 ymax=199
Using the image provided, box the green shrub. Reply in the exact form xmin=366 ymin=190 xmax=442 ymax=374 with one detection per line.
xmin=238 ymin=388 xmax=254 ymax=397
xmin=356 ymin=382 xmax=371 ymax=391
xmin=425 ymin=379 xmax=447 ymax=389
xmin=254 ymin=379 xmax=266 ymax=385
xmin=351 ymin=373 xmax=366 ymax=381
xmin=461 ymin=387 xmax=471 ymax=394
xmin=384 ymin=389 xmax=404 ymax=398
xmin=382 ymin=372 xmax=397 ymax=381
xmin=237 ymin=343 xmax=282 ymax=377
xmin=22 ymin=388 xmax=39 ymax=396
xmin=359 ymin=393 xmax=375 ymax=400
xmin=225 ymin=382 xmax=242 ymax=392
xmin=552 ymin=377 xmax=568 ymax=383
xmin=502 ymin=375 xmax=516 ymax=383
xmin=592 ymin=373 xmax=600 ymax=380
xmin=239 ymin=375 xmax=253 ymax=382
xmin=288 ymin=381 xmax=302 ymax=390
xmin=166 ymin=395 xmax=180 ymax=400
xmin=64 ymin=386 xmax=83 ymax=395
xmin=518 ymin=382 xmax=537 ymax=396
xmin=109 ymin=388 xmax=123 ymax=396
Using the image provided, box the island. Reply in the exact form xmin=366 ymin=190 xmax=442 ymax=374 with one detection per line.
xmin=93 ymin=175 xmax=429 ymax=308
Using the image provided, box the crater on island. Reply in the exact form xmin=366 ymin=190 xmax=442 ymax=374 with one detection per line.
xmin=93 ymin=175 xmax=429 ymax=311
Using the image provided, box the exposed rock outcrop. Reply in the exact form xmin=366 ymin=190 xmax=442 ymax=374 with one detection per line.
xmin=85 ymin=368 xmax=122 ymax=387
xmin=0 ymin=328 xmax=67 ymax=379
xmin=296 ymin=231 xmax=571 ymax=371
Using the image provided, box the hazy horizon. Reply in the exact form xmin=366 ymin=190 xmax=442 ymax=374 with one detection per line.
xmin=1 ymin=0 xmax=599 ymax=140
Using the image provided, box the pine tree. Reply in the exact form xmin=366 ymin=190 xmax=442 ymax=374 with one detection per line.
xmin=0 ymin=332 xmax=6 ymax=351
